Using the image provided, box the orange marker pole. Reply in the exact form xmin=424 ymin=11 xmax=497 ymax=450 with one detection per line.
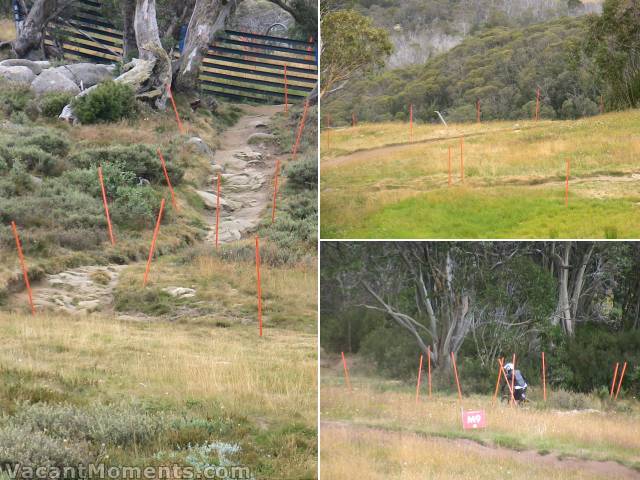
xmin=460 ymin=136 xmax=464 ymax=182
xmin=341 ymin=351 xmax=352 ymax=391
xmin=157 ymin=149 xmax=177 ymax=211
xmin=565 ymin=159 xmax=570 ymax=207
xmin=615 ymin=361 xmax=627 ymax=400
xmin=448 ymin=146 xmax=452 ymax=186
xmin=291 ymin=100 xmax=310 ymax=161
xmin=167 ymin=86 xmax=184 ymax=135
xmin=542 ymin=351 xmax=547 ymax=402
xmin=11 ymin=221 xmax=35 ymax=315
xmin=143 ymin=198 xmax=165 ymax=287
xmin=409 ymin=104 xmax=413 ymax=142
xmin=352 ymin=111 xmax=356 ymax=127
xmin=256 ymin=236 xmax=263 ymax=337
xmin=450 ymin=351 xmax=462 ymax=402
xmin=492 ymin=358 xmax=503 ymax=403
xmin=610 ymin=362 xmax=619 ymax=398
xmin=98 ymin=166 xmax=115 ymax=246
xmin=271 ymin=159 xmax=281 ymax=223
xmin=427 ymin=345 xmax=432 ymax=397
xmin=599 ymin=95 xmax=604 ymax=114
xmin=415 ymin=354 xmax=423 ymax=404
xmin=284 ymin=65 xmax=288 ymax=113
xmin=510 ymin=354 xmax=516 ymax=406
xmin=215 ymin=173 xmax=221 ymax=249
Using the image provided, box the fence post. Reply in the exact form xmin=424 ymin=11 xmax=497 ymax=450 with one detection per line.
xmin=97 ymin=166 xmax=115 ymax=246
xmin=615 ymin=361 xmax=627 ymax=400
xmin=256 ymin=236 xmax=263 ymax=337
xmin=427 ymin=345 xmax=432 ymax=397
xmin=143 ymin=198 xmax=165 ymax=287
xmin=610 ymin=362 xmax=619 ymax=399
xmin=341 ymin=351 xmax=352 ymax=391
xmin=450 ymin=351 xmax=462 ymax=402
xmin=11 ymin=221 xmax=35 ymax=315
xmin=215 ymin=173 xmax=221 ymax=249
xmin=157 ymin=149 xmax=178 ymax=211
xmin=415 ymin=354 xmax=423 ymax=404
xmin=542 ymin=351 xmax=547 ymax=402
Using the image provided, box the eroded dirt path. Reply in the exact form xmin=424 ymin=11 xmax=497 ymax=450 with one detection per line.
xmin=322 ymin=421 xmax=640 ymax=479
xmin=200 ymin=103 xmax=282 ymax=243
xmin=22 ymin=105 xmax=283 ymax=315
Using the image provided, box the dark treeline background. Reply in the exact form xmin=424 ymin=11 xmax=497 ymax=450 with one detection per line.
xmin=321 ymin=242 xmax=640 ymax=395
xmin=323 ymin=0 xmax=640 ymax=124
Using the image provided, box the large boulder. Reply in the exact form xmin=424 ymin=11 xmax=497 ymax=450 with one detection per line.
xmin=0 ymin=66 xmax=36 ymax=85
xmin=31 ymin=69 xmax=81 ymax=96
xmin=49 ymin=64 xmax=114 ymax=89
xmin=0 ymin=59 xmax=44 ymax=75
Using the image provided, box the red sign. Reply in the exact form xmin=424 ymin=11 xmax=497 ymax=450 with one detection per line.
xmin=462 ymin=410 xmax=487 ymax=430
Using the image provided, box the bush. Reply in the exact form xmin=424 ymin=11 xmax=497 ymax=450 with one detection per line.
xmin=11 ymin=146 xmax=60 ymax=176
xmin=0 ymin=81 xmax=34 ymax=116
xmin=71 ymin=81 xmax=136 ymax=124
xmin=20 ymin=130 xmax=70 ymax=157
xmin=111 ymin=185 xmax=162 ymax=229
xmin=0 ymin=425 xmax=93 ymax=470
xmin=38 ymin=92 xmax=73 ymax=118
xmin=9 ymin=402 xmax=165 ymax=447
xmin=69 ymin=144 xmax=183 ymax=185
xmin=286 ymin=156 xmax=317 ymax=192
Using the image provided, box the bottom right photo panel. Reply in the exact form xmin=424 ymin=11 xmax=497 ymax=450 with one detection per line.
xmin=320 ymin=241 xmax=640 ymax=479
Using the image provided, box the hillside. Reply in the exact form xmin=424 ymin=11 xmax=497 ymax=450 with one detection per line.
xmin=324 ymin=16 xmax=602 ymax=125
xmin=321 ymin=109 xmax=640 ymax=239
xmin=331 ymin=0 xmax=602 ymax=68
xmin=0 ymin=56 xmax=318 ymax=477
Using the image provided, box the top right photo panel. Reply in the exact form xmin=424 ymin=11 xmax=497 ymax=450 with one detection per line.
xmin=320 ymin=0 xmax=640 ymax=239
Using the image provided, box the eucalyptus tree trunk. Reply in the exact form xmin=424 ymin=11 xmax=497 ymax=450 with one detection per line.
xmin=134 ymin=0 xmax=171 ymax=109
xmin=176 ymin=0 xmax=243 ymax=93
xmin=10 ymin=0 xmax=75 ymax=58
xmin=122 ymin=0 xmax=137 ymax=59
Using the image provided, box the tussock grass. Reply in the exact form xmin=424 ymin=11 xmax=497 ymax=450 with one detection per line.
xmin=0 ymin=311 xmax=317 ymax=475
xmin=321 ymin=424 xmax=609 ymax=480
xmin=321 ymin=367 xmax=640 ymax=468
xmin=321 ymin=111 xmax=640 ymax=238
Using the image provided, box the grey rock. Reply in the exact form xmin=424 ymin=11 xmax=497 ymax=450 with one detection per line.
xmin=247 ymin=132 xmax=276 ymax=144
xmin=31 ymin=69 xmax=80 ymax=96
xmin=0 ymin=66 xmax=36 ymax=84
xmin=186 ymin=137 xmax=214 ymax=156
xmin=0 ymin=59 xmax=43 ymax=75
xmin=196 ymin=190 xmax=241 ymax=211
xmin=163 ymin=286 xmax=196 ymax=298
xmin=50 ymin=63 xmax=113 ymax=89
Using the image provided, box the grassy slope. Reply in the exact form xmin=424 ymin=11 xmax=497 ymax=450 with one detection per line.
xmin=321 ymin=110 xmax=640 ymax=238
xmin=320 ymin=360 xmax=640 ymax=478
xmin=1 ymin=97 xmax=318 ymax=477
xmin=0 ymin=19 xmax=15 ymax=42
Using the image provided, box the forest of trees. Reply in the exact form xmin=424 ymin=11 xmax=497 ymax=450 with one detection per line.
xmin=321 ymin=242 xmax=640 ymax=395
xmin=323 ymin=0 xmax=639 ymax=124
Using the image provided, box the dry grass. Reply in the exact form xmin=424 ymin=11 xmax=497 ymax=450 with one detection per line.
xmin=321 ymin=111 xmax=640 ymax=238
xmin=321 ymin=424 xmax=612 ymax=480
xmin=0 ymin=19 xmax=15 ymax=42
xmin=0 ymin=310 xmax=317 ymax=422
xmin=320 ymin=368 xmax=640 ymax=467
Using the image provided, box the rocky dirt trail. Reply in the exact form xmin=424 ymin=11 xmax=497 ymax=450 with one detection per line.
xmin=198 ymin=103 xmax=282 ymax=243
xmin=322 ymin=421 xmax=640 ymax=479
xmin=21 ymin=104 xmax=282 ymax=315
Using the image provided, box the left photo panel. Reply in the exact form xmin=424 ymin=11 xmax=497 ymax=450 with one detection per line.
xmin=0 ymin=0 xmax=318 ymax=478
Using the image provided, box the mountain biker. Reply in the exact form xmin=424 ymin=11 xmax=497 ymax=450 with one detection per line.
xmin=502 ymin=362 xmax=528 ymax=402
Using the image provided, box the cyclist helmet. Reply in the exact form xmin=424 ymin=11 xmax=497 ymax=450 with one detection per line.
xmin=504 ymin=362 xmax=514 ymax=372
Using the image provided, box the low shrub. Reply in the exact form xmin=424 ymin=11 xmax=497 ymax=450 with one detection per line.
xmin=71 ymin=81 xmax=136 ymax=124
xmin=37 ymin=92 xmax=73 ymax=118
xmin=286 ymin=156 xmax=317 ymax=192
xmin=0 ymin=81 xmax=33 ymax=116
xmin=20 ymin=129 xmax=70 ymax=157
xmin=11 ymin=146 xmax=60 ymax=175
xmin=69 ymin=144 xmax=183 ymax=185
xmin=111 ymin=185 xmax=162 ymax=229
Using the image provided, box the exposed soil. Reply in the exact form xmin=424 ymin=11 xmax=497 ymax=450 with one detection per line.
xmin=322 ymin=421 xmax=640 ymax=479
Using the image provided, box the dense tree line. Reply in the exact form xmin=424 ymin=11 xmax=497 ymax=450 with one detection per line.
xmin=321 ymin=242 xmax=640 ymax=394
xmin=324 ymin=16 xmax=604 ymax=124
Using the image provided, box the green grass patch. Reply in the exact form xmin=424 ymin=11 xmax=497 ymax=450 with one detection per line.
xmin=323 ymin=187 xmax=640 ymax=238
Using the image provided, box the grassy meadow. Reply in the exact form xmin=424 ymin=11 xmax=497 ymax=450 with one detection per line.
xmin=320 ymin=356 xmax=640 ymax=479
xmin=0 ymin=19 xmax=15 ymax=42
xmin=320 ymin=110 xmax=640 ymax=238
